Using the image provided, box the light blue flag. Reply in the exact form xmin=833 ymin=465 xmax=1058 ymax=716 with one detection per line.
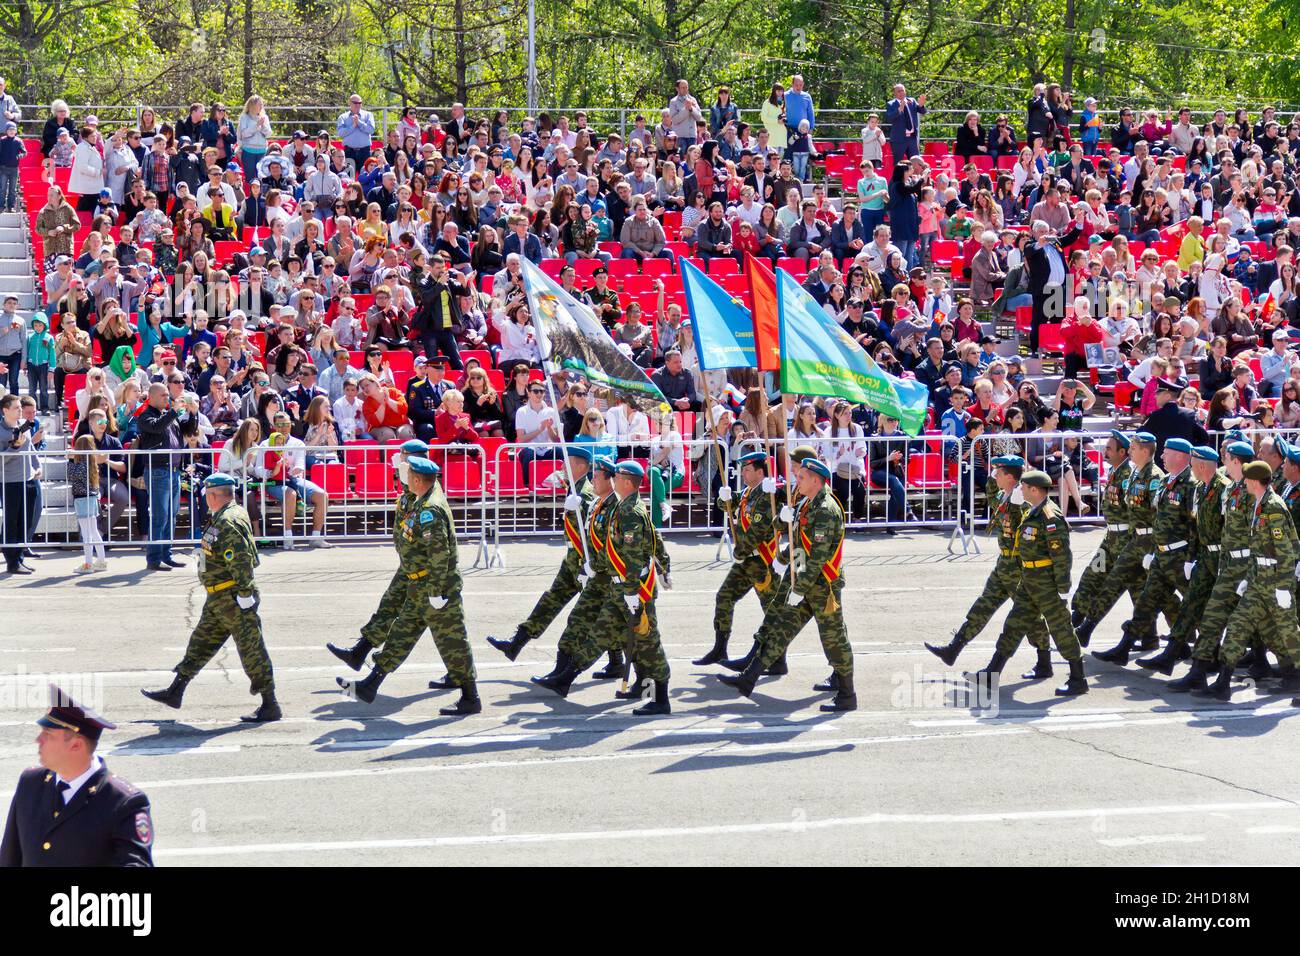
xmin=678 ymin=257 xmax=757 ymax=371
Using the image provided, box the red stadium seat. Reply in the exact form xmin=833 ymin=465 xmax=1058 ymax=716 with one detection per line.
xmin=441 ymin=454 xmax=483 ymax=498
xmin=906 ymin=452 xmax=956 ymax=489
xmin=354 ymin=462 xmax=400 ymax=499
xmin=310 ymin=463 xmax=353 ymax=499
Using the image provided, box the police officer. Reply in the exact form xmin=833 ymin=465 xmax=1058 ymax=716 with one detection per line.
xmin=701 ymin=449 xmax=780 ymax=666
xmin=1194 ymin=459 xmax=1300 ymax=701
xmin=966 ymin=469 xmax=1088 ymax=696
xmin=1074 ymin=431 xmax=1163 ymax=650
xmin=141 ymin=472 xmax=281 ymax=722
xmin=328 ymin=438 xmax=430 ymax=671
xmin=720 ymin=457 xmax=856 ymax=712
xmin=336 ymin=456 xmax=481 ymax=716
xmin=405 ymin=356 xmax=451 ymax=443
xmin=927 ymin=454 xmax=1054 ymax=679
xmin=1070 ymin=430 xmax=1140 ymax=629
xmin=488 ymin=447 xmax=605 ymax=668
xmin=2 ymin=685 xmax=153 ymax=867
xmin=1167 ymin=441 xmax=1257 ymax=692
xmin=1137 ymin=444 xmax=1228 ymax=673
xmin=1093 ymin=437 xmax=1198 ymax=666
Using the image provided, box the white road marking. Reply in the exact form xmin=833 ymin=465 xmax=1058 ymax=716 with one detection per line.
xmin=1098 ymin=833 xmax=1207 ymax=847
xmin=0 ymin=647 xmax=76 ymax=653
xmin=324 ymin=733 xmax=551 ymax=750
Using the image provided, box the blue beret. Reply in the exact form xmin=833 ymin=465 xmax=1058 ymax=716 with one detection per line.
xmin=1191 ymin=445 xmax=1219 ymax=462
xmin=1132 ymin=431 xmax=1156 ymax=445
xmin=1287 ymin=444 xmax=1300 ymax=465
xmin=406 ymin=455 xmax=441 ymax=476
xmin=203 ymin=473 xmax=238 ymax=491
xmin=615 ymin=460 xmax=645 ymax=481
xmin=991 ymin=454 xmax=1026 ymax=469
xmin=593 ymin=455 xmax=617 ymax=475
xmin=399 ymin=439 xmax=430 ymax=456
xmin=1165 ymin=438 xmax=1193 ymax=454
xmin=1108 ymin=429 xmax=1131 ymax=449
xmin=737 ymin=450 xmax=768 ymax=468
xmin=801 ymin=457 xmax=831 ymax=480
xmin=1226 ymin=441 xmax=1256 ymax=460
xmin=1223 ymin=428 xmax=1246 ymax=444
xmin=1276 ymin=438 xmax=1292 ymax=459
xmin=565 ymin=445 xmax=594 ymax=464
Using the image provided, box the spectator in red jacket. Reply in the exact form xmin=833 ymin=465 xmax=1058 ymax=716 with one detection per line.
xmin=434 ymin=388 xmax=480 ymax=446
xmin=1061 ymin=295 xmax=1105 ymax=379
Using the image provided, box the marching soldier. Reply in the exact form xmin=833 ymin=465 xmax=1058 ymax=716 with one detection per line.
xmin=336 ymin=456 xmax=481 ymax=716
xmin=1093 ymin=437 xmax=1198 ymax=666
xmin=1194 ymin=459 xmax=1300 ymax=701
xmin=487 ymin=447 xmax=602 ymax=667
xmin=1137 ymin=445 xmax=1227 ymax=673
xmin=534 ymin=460 xmax=672 ymax=716
xmin=1070 ymin=431 xmax=1141 ymax=629
xmin=327 ymin=438 xmax=431 ymax=672
xmin=1167 ymin=441 xmax=1258 ymax=691
xmin=1074 ymin=431 xmax=1164 ymax=651
xmin=2 ymin=685 xmax=153 ymax=867
xmin=965 ymin=469 xmax=1088 ymax=696
xmin=719 ymin=457 xmax=856 ymax=712
xmin=699 ymin=450 xmax=781 ymax=666
xmin=926 ymin=454 xmax=1054 ymax=679
xmin=142 ymin=473 xmax=281 ymax=722
xmin=1279 ymin=444 xmax=1300 ymax=626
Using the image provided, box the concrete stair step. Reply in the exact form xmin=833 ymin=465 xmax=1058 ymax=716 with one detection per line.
xmin=0 ymin=242 xmax=28 ymax=258
xmin=0 ymin=212 xmax=24 ymax=228
xmin=0 ymin=275 xmax=34 ymax=293
xmin=0 ymin=259 xmax=30 ymax=275
xmin=36 ymin=509 xmax=79 ymax=534
xmin=41 ymin=458 xmax=66 ymax=481
xmin=0 ymin=226 xmax=24 ymax=243
xmin=42 ymin=483 xmax=71 ymax=507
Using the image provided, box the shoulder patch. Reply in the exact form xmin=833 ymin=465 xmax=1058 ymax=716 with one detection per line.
xmin=134 ymin=810 xmax=153 ymax=845
xmin=420 ymin=509 xmax=435 ymax=524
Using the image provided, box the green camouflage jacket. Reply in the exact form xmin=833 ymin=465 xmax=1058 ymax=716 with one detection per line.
xmin=792 ymin=485 xmax=845 ymax=596
xmin=198 ymin=502 xmax=259 ymax=595
xmin=1016 ymin=498 xmax=1072 ymax=594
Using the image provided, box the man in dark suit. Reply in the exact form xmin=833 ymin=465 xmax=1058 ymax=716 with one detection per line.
xmin=743 ymin=153 xmax=777 ymax=206
xmin=1025 ymin=213 xmax=1084 ymax=353
xmin=884 ymin=84 xmax=926 ymax=160
xmin=2 ymin=685 xmax=153 ymax=867
xmin=1141 ymin=379 xmax=1211 ymax=455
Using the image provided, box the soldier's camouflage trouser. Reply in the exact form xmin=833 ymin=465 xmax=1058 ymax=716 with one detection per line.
xmin=570 ymin=597 xmax=670 ymax=682
xmin=1220 ymin=581 xmax=1300 ymax=670
xmin=1071 ymin=532 xmax=1139 ymax=619
xmin=714 ymin=556 xmax=779 ymax=638
xmin=374 ymin=589 xmax=477 ymax=686
xmin=1166 ymin=551 xmax=1220 ymax=644
xmin=359 ymin=569 xmax=407 ymax=648
xmin=1190 ymin=558 xmax=1250 ymax=662
xmin=519 ymin=552 xmax=583 ymax=641
xmin=1085 ymin=536 xmax=1153 ymax=625
xmin=996 ymin=570 xmax=1082 ymax=660
xmin=959 ymin=560 xmax=1048 ymax=651
xmin=1122 ymin=551 xmax=1188 ymax=640
xmin=747 ymin=569 xmax=794 ymax=652
xmin=558 ymin=575 xmax=616 ymax=658
xmin=757 ymin=581 xmax=854 ymax=680
xmin=177 ymin=589 xmax=275 ymax=694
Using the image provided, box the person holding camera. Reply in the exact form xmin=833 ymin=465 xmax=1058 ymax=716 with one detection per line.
xmin=0 ymin=394 xmax=38 ymax=574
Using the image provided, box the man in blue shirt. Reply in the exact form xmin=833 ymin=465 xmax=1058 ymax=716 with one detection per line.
xmin=336 ymin=94 xmax=377 ymax=173
xmin=502 ymin=214 xmax=544 ymax=264
xmin=783 ymin=74 xmax=816 ymax=146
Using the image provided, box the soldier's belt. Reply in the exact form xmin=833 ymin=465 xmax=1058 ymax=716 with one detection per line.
xmin=1134 ymin=528 xmax=1153 ymax=535
xmin=1106 ymin=523 xmax=1130 ymax=532
xmin=1228 ymin=549 xmax=1250 ymax=559
xmin=1000 ymin=548 xmax=1020 ymax=558
xmin=1021 ymin=559 xmax=1053 ymax=569
xmin=1256 ymin=557 xmax=1278 ymax=566
xmin=1205 ymin=545 xmax=1221 ymax=552
xmin=206 ymin=580 xmax=235 ymax=594
xmin=1157 ymin=540 xmax=1188 ymax=552
xmin=406 ymin=569 xmax=429 ymax=580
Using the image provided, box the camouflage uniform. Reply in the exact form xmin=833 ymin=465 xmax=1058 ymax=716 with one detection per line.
xmin=518 ymin=473 xmax=596 ymax=641
xmin=1083 ymin=458 xmax=1163 ymax=626
xmin=372 ymin=485 xmax=477 ymax=686
xmin=1072 ymin=457 xmax=1140 ymax=619
xmin=1282 ymin=478 xmax=1300 ymax=626
xmin=756 ymin=485 xmax=853 ymax=680
xmin=359 ymin=483 xmax=422 ymax=648
xmin=558 ymin=490 xmax=621 ymax=660
xmin=177 ymin=502 xmax=275 ymax=694
xmin=714 ymin=484 xmax=781 ymax=641
xmin=996 ymin=499 xmax=1082 ymax=660
xmin=955 ymin=488 xmax=1049 ymax=652
xmin=1164 ymin=469 xmax=1230 ymax=646
xmin=1188 ymin=478 xmax=1255 ymax=664
xmin=1219 ymin=489 xmax=1300 ymax=669
xmin=1119 ymin=464 xmax=1198 ymax=642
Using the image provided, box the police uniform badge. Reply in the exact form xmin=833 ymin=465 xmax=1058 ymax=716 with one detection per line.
xmin=135 ymin=811 xmax=154 ymax=845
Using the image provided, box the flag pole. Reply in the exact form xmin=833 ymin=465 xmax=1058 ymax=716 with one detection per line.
xmin=704 ymin=387 xmax=737 ymax=551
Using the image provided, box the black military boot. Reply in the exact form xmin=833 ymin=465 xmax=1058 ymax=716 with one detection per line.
xmin=1192 ymin=666 xmax=1234 ymax=701
xmin=1020 ymin=647 xmax=1053 ymax=679
xmin=763 ymin=651 xmax=789 ymax=676
xmin=141 ymin=673 xmax=190 ymax=709
xmin=614 ymin=665 xmax=648 ymax=700
xmin=1136 ymin=638 xmax=1187 ymax=676
xmin=1167 ymin=658 xmax=1210 ymax=693
xmin=720 ymin=640 xmax=760 ymax=672
xmin=591 ymin=650 xmax=625 ymax=680
xmin=718 ymin=656 xmax=765 ymax=698
xmin=925 ymin=624 xmax=969 ymax=666
xmin=534 ymin=661 xmax=580 ymax=698
xmin=486 ymin=629 xmax=531 ymax=662
xmin=813 ymin=671 xmax=839 ymax=692
xmin=1091 ymin=632 xmax=1135 ymax=665
xmin=1247 ymin=651 xmax=1276 ymax=683
xmin=632 ymin=680 xmax=671 ymax=716
xmin=1236 ymin=646 xmax=1258 ymax=671
xmin=819 ymin=672 xmax=857 ymax=712
xmin=693 ymin=630 xmax=729 ymax=666
xmin=1263 ymin=661 xmax=1300 ymax=693
xmin=1204 ymin=655 xmax=1222 ymax=676
xmin=427 ymin=673 xmax=458 ymax=690
xmin=326 ymin=637 xmax=373 ymax=671
xmin=1074 ymin=617 xmax=1097 ymax=648
xmin=533 ymin=650 xmax=569 ymax=684
xmin=963 ymin=649 xmax=1009 ymax=694
xmin=439 ymin=681 xmax=483 ymax=716
xmin=337 ymin=666 xmax=386 ymax=703
xmin=1055 ymin=658 xmax=1088 ymax=696
xmin=240 ymin=690 xmax=282 ymax=723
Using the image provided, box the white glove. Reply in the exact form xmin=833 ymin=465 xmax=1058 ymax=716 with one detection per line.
xmin=1279 ymin=590 xmax=1293 ymax=610
xmin=624 ymin=594 xmax=640 ymax=614
xmin=1294 ymin=562 xmax=1300 ymax=581
xmin=780 ymin=504 xmax=795 ymax=524
xmin=235 ymin=594 xmax=256 ymax=610
xmin=429 ymin=595 xmax=448 ymax=610
xmin=564 ymin=493 xmax=583 ymax=512
xmin=772 ymin=557 xmax=787 ymax=576
xmin=787 ymin=589 xmax=801 ymax=606
xmin=1183 ymin=562 xmax=1195 ymax=581
xmin=1141 ymin=553 xmax=1154 ymax=570
xmin=717 ymin=484 xmax=732 ymax=502
xmin=1237 ymin=579 xmax=1248 ymax=596
xmin=662 ymin=573 xmax=673 ymax=590
xmin=761 ymin=476 xmax=777 ymax=494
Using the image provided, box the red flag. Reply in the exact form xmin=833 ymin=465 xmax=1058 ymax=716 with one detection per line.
xmin=1261 ymin=293 xmax=1276 ymax=323
xmin=745 ymin=254 xmax=782 ymax=372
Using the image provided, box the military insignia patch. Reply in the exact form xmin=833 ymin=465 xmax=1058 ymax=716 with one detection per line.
xmin=135 ymin=811 xmax=153 ymax=845
xmin=223 ymin=548 xmax=235 ymax=561
xmin=1149 ymin=479 xmax=1161 ymax=489
xmin=1274 ymin=527 xmax=1284 ymax=540
xmin=420 ymin=510 xmax=434 ymax=523
xmin=1022 ymin=528 xmax=1037 ymax=540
